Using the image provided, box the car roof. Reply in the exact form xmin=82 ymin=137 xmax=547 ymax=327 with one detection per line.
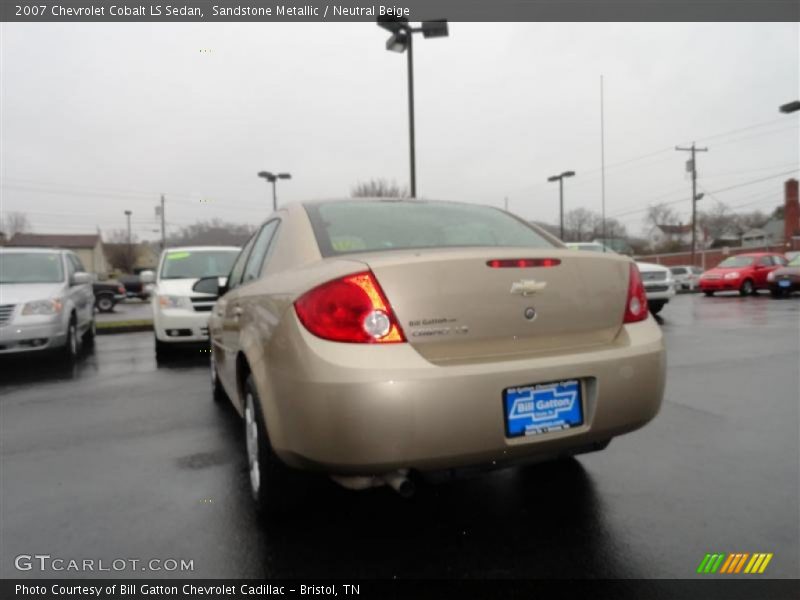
xmin=161 ymin=246 xmax=241 ymax=253
xmin=0 ymin=247 xmax=68 ymax=254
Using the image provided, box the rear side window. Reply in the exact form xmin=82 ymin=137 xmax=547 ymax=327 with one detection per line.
xmin=305 ymin=200 xmax=555 ymax=257
xmin=242 ymin=220 xmax=280 ymax=284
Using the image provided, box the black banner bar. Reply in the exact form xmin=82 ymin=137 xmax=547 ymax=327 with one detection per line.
xmin=2 ymin=0 xmax=799 ymax=23
xmin=3 ymin=579 xmax=800 ymax=600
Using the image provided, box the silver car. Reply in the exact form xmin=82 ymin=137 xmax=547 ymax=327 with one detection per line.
xmin=0 ymin=248 xmax=95 ymax=359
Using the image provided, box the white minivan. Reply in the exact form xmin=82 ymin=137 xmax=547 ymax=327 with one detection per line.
xmin=142 ymin=246 xmax=239 ymax=359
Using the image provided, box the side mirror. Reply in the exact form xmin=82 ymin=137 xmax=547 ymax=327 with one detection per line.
xmin=193 ymin=276 xmax=221 ymax=296
xmin=140 ymin=270 xmax=155 ymax=284
xmin=71 ymin=272 xmax=92 ymax=286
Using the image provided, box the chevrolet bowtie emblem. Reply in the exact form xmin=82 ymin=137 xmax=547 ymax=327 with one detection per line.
xmin=510 ymin=280 xmax=547 ymax=296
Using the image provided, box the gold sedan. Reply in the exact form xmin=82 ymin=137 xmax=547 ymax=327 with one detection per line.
xmin=196 ymin=199 xmax=665 ymax=512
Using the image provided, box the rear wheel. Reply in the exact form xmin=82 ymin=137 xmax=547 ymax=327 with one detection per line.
xmin=83 ymin=319 xmax=96 ymax=347
xmin=96 ymin=294 xmax=115 ymax=313
xmin=210 ymin=349 xmax=228 ymax=403
xmin=703 ymin=290 xmax=714 ymax=297
xmin=648 ymin=300 xmax=666 ymax=315
xmin=739 ymin=279 xmax=754 ymax=296
xmin=244 ymin=375 xmax=289 ymax=516
xmin=770 ymin=288 xmax=785 ymax=298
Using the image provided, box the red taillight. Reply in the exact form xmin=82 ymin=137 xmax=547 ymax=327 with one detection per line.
xmin=487 ymin=258 xmax=561 ymax=268
xmin=118 ymin=285 xmax=126 ymax=294
xmin=624 ymin=263 xmax=649 ymax=323
xmin=294 ymin=271 xmax=405 ymax=344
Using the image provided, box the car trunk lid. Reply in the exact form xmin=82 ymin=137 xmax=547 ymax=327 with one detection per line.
xmin=356 ymin=248 xmax=630 ymax=365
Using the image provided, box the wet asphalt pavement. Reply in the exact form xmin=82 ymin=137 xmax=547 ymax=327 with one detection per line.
xmin=1 ymin=293 xmax=798 ymax=579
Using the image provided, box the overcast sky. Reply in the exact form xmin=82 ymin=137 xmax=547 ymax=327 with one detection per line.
xmin=1 ymin=22 xmax=798 ymax=241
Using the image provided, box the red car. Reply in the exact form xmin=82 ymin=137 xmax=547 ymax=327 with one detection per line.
xmin=699 ymin=253 xmax=788 ymax=296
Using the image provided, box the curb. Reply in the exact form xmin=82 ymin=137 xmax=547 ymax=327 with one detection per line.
xmin=96 ymin=322 xmax=153 ymax=335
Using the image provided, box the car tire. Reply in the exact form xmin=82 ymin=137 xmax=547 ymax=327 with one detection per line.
xmin=244 ymin=374 xmax=290 ymax=517
xmin=154 ymin=337 xmax=172 ymax=362
xmin=739 ymin=279 xmax=754 ymax=296
xmin=210 ymin=349 xmax=228 ymax=403
xmin=96 ymin=294 xmax=115 ymax=313
xmin=648 ymin=300 xmax=665 ymax=315
xmin=703 ymin=291 xmax=714 ymax=297
xmin=62 ymin=317 xmax=80 ymax=361
xmin=770 ymin=289 xmax=785 ymax=298
xmin=83 ymin=319 xmax=96 ymax=347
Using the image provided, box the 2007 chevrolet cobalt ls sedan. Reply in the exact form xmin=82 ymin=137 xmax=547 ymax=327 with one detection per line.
xmin=195 ymin=199 xmax=665 ymax=512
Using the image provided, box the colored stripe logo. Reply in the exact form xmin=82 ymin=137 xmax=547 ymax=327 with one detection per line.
xmin=696 ymin=553 xmax=773 ymax=574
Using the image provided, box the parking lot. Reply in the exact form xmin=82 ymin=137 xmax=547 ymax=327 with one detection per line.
xmin=1 ymin=292 xmax=798 ymax=579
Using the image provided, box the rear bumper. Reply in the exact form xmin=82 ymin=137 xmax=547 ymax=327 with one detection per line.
xmin=643 ymin=284 xmax=676 ymax=301
xmin=769 ymin=282 xmax=799 ymax=293
xmin=259 ymin=315 xmax=666 ymax=475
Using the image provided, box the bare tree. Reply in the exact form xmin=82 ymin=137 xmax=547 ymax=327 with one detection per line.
xmin=350 ymin=178 xmax=409 ymax=198
xmin=1 ymin=211 xmax=30 ymax=239
xmin=167 ymin=219 xmax=256 ymax=247
xmin=644 ymin=203 xmax=680 ymax=230
xmin=564 ymin=208 xmax=597 ymax=242
xmin=104 ymin=229 xmax=139 ymax=273
xmin=592 ymin=217 xmax=628 ymax=240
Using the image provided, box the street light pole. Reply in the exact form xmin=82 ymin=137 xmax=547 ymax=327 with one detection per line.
xmin=257 ymin=171 xmax=291 ymax=212
xmin=547 ymin=171 xmax=576 ymax=241
xmin=378 ymin=18 xmax=448 ymax=199
xmin=406 ymin=32 xmax=416 ymax=197
xmin=124 ymin=210 xmax=132 ymax=272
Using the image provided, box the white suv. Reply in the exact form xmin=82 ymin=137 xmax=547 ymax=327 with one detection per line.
xmin=143 ymin=246 xmax=240 ymax=359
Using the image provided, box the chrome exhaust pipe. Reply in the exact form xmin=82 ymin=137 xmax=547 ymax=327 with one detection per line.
xmin=383 ymin=471 xmax=415 ymax=498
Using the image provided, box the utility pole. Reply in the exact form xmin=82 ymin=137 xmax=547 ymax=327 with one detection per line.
xmin=675 ymin=142 xmax=708 ymax=266
xmin=160 ymin=194 xmax=166 ymax=251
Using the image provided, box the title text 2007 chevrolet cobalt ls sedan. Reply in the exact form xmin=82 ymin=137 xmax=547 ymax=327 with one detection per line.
xmin=194 ymin=200 xmax=666 ymax=512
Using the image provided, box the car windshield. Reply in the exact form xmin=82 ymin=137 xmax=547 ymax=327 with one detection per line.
xmin=0 ymin=252 xmax=64 ymax=284
xmin=160 ymin=250 xmax=239 ymax=279
xmin=305 ymin=201 xmax=555 ymax=257
xmin=670 ymin=267 xmax=687 ymax=275
xmin=717 ymin=256 xmax=755 ymax=268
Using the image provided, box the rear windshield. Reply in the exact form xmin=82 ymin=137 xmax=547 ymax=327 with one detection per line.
xmin=718 ymin=256 xmax=755 ymax=268
xmin=304 ymin=201 xmax=556 ymax=257
xmin=159 ymin=250 xmax=239 ymax=280
xmin=0 ymin=252 xmax=64 ymax=284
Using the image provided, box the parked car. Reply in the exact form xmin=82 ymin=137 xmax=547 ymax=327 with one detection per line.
xmin=669 ymin=265 xmax=704 ymax=292
xmin=565 ymin=242 xmax=615 ymax=253
xmin=196 ymin=199 xmax=666 ymax=514
xmin=143 ymin=246 xmax=240 ymax=359
xmin=699 ymin=253 xmax=787 ymax=296
xmin=0 ymin=247 xmax=95 ymax=359
xmin=92 ymin=279 xmax=127 ymax=312
xmin=767 ymin=254 xmax=800 ymax=296
xmin=635 ymin=262 xmax=676 ymax=314
xmin=119 ymin=273 xmax=151 ymax=301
